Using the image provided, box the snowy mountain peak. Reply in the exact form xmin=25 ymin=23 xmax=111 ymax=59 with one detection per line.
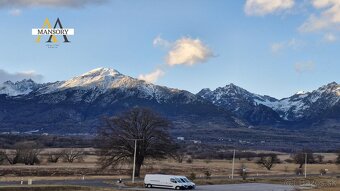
xmin=31 ymin=67 xmax=199 ymax=104
xmin=226 ymin=83 xmax=236 ymax=87
xmin=197 ymin=88 xmax=211 ymax=96
xmin=311 ymin=82 xmax=339 ymax=100
xmin=59 ymin=68 xmax=125 ymax=90
xmin=295 ymin=91 xmax=308 ymax=95
xmin=81 ymin=67 xmax=122 ymax=78
xmin=0 ymin=79 xmax=39 ymax=96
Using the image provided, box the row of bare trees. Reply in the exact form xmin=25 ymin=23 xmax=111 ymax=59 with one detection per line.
xmin=0 ymin=142 xmax=40 ymax=165
xmin=47 ymin=149 xmax=85 ymax=163
xmin=0 ymin=142 xmax=85 ymax=165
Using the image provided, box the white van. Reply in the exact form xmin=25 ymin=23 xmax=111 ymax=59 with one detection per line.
xmin=176 ymin=176 xmax=195 ymax=189
xmin=144 ymin=174 xmax=187 ymax=190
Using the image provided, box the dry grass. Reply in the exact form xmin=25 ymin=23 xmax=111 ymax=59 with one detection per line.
xmin=0 ymin=175 xmax=130 ymax=182
xmin=1 ymin=149 xmax=339 ymax=183
xmin=140 ymin=156 xmax=339 ymax=178
xmin=0 ymin=185 xmax=118 ymax=191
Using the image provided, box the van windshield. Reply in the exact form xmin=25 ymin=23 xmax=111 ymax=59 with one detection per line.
xmin=184 ymin=178 xmax=191 ymax=182
xmin=180 ymin=178 xmax=188 ymax=182
xmin=175 ymin=178 xmax=183 ymax=183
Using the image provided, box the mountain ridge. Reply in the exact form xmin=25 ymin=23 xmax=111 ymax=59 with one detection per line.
xmin=0 ymin=67 xmax=338 ymax=129
xmin=0 ymin=68 xmax=241 ymax=134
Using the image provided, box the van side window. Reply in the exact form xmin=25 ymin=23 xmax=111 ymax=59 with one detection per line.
xmin=170 ymin=178 xmax=177 ymax=183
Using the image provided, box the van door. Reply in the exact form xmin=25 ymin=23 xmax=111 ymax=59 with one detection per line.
xmin=169 ymin=178 xmax=178 ymax=189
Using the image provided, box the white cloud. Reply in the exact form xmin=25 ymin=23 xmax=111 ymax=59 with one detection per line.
xmin=0 ymin=69 xmax=43 ymax=83
xmin=294 ymin=61 xmax=315 ymax=73
xmin=271 ymin=38 xmax=302 ymax=53
xmin=323 ymin=33 xmax=337 ymax=42
xmin=153 ymin=35 xmax=171 ymax=48
xmin=143 ymin=36 xmax=213 ymax=83
xmin=9 ymin=8 xmax=21 ymax=16
xmin=0 ymin=0 xmax=107 ymax=8
xmin=244 ymin=0 xmax=295 ymax=16
xmin=166 ymin=37 xmax=213 ymax=66
xmin=138 ymin=69 xmax=165 ymax=83
xmin=299 ymin=0 xmax=340 ymax=32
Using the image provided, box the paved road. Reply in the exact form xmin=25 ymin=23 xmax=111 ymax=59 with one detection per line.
xmin=197 ymin=183 xmax=293 ymax=191
xmin=0 ymin=179 xmax=295 ymax=191
xmin=125 ymin=183 xmax=294 ymax=191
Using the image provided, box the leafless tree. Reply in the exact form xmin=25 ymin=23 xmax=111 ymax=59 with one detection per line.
xmin=61 ymin=149 xmax=85 ymax=163
xmin=171 ymin=151 xmax=185 ymax=163
xmin=0 ymin=150 xmax=15 ymax=165
xmin=316 ymin=154 xmax=324 ymax=163
xmin=256 ymin=153 xmax=280 ymax=170
xmin=336 ymin=152 xmax=340 ymax=165
xmin=12 ymin=141 xmax=41 ymax=165
xmin=0 ymin=151 xmax=5 ymax=165
xmin=293 ymin=150 xmax=315 ymax=168
xmin=47 ymin=151 xmax=63 ymax=163
xmin=97 ymin=107 xmax=177 ymax=177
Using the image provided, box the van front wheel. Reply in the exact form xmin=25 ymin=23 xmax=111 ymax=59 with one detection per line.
xmin=175 ymin=186 xmax=180 ymax=190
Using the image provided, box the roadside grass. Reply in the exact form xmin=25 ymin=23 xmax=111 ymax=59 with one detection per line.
xmin=0 ymin=175 xmax=129 ymax=182
xmin=0 ymin=185 xmax=118 ymax=191
xmin=106 ymin=176 xmax=339 ymax=189
xmin=1 ymin=150 xmax=338 ymax=179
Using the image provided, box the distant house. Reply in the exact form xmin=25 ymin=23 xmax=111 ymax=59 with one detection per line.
xmin=177 ymin=137 xmax=185 ymax=141
xmin=191 ymin=140 xmax=201 ymax=144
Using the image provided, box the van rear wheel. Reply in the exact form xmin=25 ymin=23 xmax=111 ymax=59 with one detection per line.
xmin=147 ymin=184 xmax=152 ymax=188
xmin=175 ymin=186 xmax=180 ymax=190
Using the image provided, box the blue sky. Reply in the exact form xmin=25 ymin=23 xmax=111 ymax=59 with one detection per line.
xmin=0 ymin=0 xmax=339 ymax=99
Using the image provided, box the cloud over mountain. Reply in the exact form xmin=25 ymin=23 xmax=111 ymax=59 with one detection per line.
xmin=299 ymin=0 xmax=340 ymax=32
xmin=166 ymin=37 xmax=213 ymax=66
xmin=138 ymin=69 xmax=165 ymax=83
xmin=0 ymin=69 xmax=43 ymax=83
xmin=244 ymin=0 xmax=295 ymax=16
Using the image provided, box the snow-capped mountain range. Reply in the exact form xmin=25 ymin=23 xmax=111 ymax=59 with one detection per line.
xmin=0 ymin=79 xmax=42 ymax=96
xmin=0 ymin=68 xmax=238 ymax=134
xmin=0 ymin=68 xmax=198 ymax=104
xmin=0 ymin=67 xmax=339 ymax=132
xmin=197 ymin=82 xmax=339 ymax=123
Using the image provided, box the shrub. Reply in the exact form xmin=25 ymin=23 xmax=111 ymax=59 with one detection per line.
xmin=189 ymin=172 xmax=196 ymax=180
xmin=319 ymin=169 xmax=327 ymax=175
xmin=284 ymin=158 xmax=294 ymax=163
xmin=204 ymin=170 xmax=211 ymax=179
xmin=295 ymin=168 xmax=303 ymax=175
xmin=239 ymin=163 xmax=248 ymax=180
xmin=284 ymin=166 xmax=289 ymax=172
xmin=186 ymin=158 xmax=193 ymax=164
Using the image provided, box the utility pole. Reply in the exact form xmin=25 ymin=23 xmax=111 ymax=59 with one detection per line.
xmin=304 ymin=153 xmax=307 ymax=178
xmin=132 ymin=139 xmax=137 ymax=183
xmin=127 ymin=138 xmax=143 ymax=183
xmin=231 ymin=149 xmax=235 ymax=179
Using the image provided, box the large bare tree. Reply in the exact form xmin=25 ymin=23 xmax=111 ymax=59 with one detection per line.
xmin=97 ymin=108 xmax=177 ymax=177
xmin=293 ymin=150 xmax=315 ymax=168
xmin=256 ymin=153 xmax=280 ymax=170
